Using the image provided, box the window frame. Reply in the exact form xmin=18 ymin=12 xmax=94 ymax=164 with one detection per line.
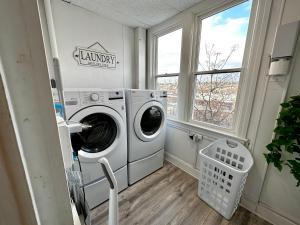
xmin=148 ymin=0 xmax=271 ymax=138
xmin=153 ymin=25 xmax=184 ymax=118
xmin=188 ymin=0 xmax=255 ymax=134
xmin=188 ymin=0 xmax=261 ymax=138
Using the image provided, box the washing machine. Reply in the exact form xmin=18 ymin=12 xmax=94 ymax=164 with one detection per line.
xmin=125 ymin=89 xmax=167 ymax=184
xmin=64 ymin=88 xmax=128 ymax=209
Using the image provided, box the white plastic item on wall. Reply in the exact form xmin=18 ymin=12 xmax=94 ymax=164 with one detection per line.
xmin=56 ymin=116 xmax=74 ymax=170
xmin=197 ymin=139 xmax=254 ymax=220
xmin=269 ymin=58 xmax=290 ymax=75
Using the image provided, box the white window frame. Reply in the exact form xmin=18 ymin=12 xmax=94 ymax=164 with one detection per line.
xmin=148 ymin=0 xmax=272 ymax=138
xmin=152 ymin=24 xmax=184 ymax=118
xmin=189 ymin=0 xmax=256 ymax=134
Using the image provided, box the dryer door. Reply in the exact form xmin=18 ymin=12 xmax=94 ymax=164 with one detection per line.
xmin=134 ymin=101 xmax=166 ymax=142
xmin=70 ymin=106 xmax=125 ymax=162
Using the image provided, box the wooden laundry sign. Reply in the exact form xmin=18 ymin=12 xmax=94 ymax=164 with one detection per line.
xmin=73 ymin=42 xmax=117 ymax=69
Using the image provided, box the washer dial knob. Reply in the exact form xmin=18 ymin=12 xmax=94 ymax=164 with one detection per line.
xmin=150 ymin=92 xmax=155 ymax=98
xmin=90 ymin=93 xmax=99 ymax=101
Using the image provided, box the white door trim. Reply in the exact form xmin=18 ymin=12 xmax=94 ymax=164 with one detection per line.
xmin=0 ymin=0 xmax=74 ymax=224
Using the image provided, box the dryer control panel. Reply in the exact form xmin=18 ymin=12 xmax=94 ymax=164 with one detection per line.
xmin=130 ymin=90 xmax=167 ymax=101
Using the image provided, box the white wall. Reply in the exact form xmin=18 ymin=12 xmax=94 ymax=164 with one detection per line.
xmin=258 ymin=1 xmax=300 ymax=223
xmin=124 ymin=26 xmax=136 ymax=88
xmin=51 ymin=0 xmax=135 ymax=89
xmin=135 ymin=27 xmax=147 ymax=89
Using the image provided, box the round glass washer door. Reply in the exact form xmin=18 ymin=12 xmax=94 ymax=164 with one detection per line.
xmin=70 ymin=106 xmax=124 ymax=162
xmin=134 ymin=101 xmax=166 ymax=142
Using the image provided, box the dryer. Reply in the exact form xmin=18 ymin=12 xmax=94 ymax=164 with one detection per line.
xmin=125 ymin=89 xmax=167 ymax=184
xmin=64 ymin=88 xmax=128 ymax=209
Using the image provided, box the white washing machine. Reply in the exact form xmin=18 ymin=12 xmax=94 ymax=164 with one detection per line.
xmin=64 ymin=88 xmax=128 ymax=209
xmin=125 ymin=89 xmax=167 ymax=184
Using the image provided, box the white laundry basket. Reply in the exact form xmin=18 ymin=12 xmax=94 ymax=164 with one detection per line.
xmin=197 ymin=138 xmax=253 ymax=219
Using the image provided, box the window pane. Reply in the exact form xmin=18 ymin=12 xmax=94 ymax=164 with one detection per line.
xmin=197 ymin=1 xmax=252 ymax=71
xmin=192 ymin=73 xmax=240 ymax=128
xmin=157 ymin=29 xmax=182 ymax=74
xmin=156 ymin=76 xmax=178 ymax=117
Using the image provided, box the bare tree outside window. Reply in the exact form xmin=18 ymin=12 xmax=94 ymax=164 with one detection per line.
xmin=193 ymin=44 xmax=240 ymax=127
xmin=198 ymin=44 xmax=238 ymax=71
xmin=192 ymin=1 xmax=252 ymax=129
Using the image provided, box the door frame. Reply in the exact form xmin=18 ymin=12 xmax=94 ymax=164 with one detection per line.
xmin=0 ymin=0 xmax=73 ymax=224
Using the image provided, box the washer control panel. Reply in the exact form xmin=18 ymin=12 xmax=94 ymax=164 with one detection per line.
xmin=65 ymin=91 xmax=124 ymax=106
xmin=90 ymin=93 xmax=100 ymax=101
xmin=64 ymin=90 xmax=125 ymax=118
xmin=80 ymin=92 xmax=105 ymax=105
xmin=109 ymin=91 xmax=123 ymax=100
xmin=64 ymin=92 xmax=79 ymax=106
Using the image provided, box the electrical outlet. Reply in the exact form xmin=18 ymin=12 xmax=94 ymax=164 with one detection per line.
xmin=188 ymin=132 xmax=203 ymax=143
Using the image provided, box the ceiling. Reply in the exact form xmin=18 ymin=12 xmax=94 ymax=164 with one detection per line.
xmin=68 ymin=0 xmax=203 ymax=28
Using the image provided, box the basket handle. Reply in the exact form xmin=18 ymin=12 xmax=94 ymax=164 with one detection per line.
xmin=226 ymin=139 xmax=238 ymax=148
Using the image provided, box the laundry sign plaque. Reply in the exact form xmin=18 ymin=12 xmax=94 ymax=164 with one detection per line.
xmin=73 ymin=42 xmax=118 ymax=69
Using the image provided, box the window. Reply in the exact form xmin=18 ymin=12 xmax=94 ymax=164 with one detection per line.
xmin=149 ymin=0 xmax=268 ymax=136
xmin=192 ymin=1 xmax=252 ymax=129
xmin=155 ymin=28 xmax=182 ymax=117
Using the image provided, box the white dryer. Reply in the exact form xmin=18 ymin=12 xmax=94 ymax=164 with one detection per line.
xmin=64 ymin=88 xmax=128 ymax=209
xmin=125 ymin=89 xmax=167 ymax=184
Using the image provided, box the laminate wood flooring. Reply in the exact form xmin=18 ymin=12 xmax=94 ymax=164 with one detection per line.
xmin=91 ymin=161 xmax=271 ymax=225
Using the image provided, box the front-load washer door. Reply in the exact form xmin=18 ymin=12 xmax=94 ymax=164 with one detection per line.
xmin=134 ymin=101 xmax=166 ymax=142
xmin=70 ymin=106 xmax=125 ymax=162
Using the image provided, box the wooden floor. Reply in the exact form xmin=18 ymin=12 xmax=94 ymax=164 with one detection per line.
xmin=91 ymin=161 xmax=271 ymax=225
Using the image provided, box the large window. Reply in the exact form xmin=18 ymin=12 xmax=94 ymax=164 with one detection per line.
xmin=192 ymin=1 xmax=252 ymax=129
xmin=155 ymin=28 xmax=182 ymax=117
xmin=149 ymin=0 xmax=267 ymax=136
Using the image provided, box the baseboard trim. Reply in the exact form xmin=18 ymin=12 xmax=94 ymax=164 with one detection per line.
xmin=256 ymin=203 xmax=298 ymax=225
xmin=240 ymin=197 xmax=257 ymax=212
xmin=165 ymin=152 xmax=200 ymax=179
xmin=241 ymin=198 xmax=298 ymax=225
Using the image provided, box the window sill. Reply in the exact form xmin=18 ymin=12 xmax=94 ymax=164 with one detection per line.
xmin=166 ymin=118 xmax=248 ymax=144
